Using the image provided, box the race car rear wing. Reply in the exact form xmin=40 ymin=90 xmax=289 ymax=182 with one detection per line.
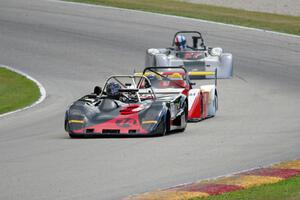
xmin=188 ymin=69 xmax=217 ymax=86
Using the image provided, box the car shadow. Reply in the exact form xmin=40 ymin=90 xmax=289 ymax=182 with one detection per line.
xmin=62 ymin=130 xmax=183 ymax=139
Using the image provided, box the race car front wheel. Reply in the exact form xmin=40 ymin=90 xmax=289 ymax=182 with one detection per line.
xmin=159 ymin=112 xmax=170 ymax=136
xmin=69 ymin=132 xmax=82 ymax=138
xmin=178 ymin=101 xmax=188 ymax=132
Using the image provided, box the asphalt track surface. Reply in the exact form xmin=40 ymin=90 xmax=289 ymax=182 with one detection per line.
xmin=0 ymin=0 xmax=299 ymax=199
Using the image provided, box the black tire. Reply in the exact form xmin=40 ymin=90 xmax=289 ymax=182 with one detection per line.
xmin=215 ymin=94 xmax=218 ymax=111
xmin=178 ymin=102 xmax=188 ymax=132
xmin=210 ymin=94 xmax=218 ymax=117
xmin=69 ymin=133 xmax=82 ymax=138
xmin=159 ymin=112 xmax=170 ymax=136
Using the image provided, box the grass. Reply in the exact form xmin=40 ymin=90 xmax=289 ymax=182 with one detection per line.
xmin=65 ymin=0 xmax=300 ymax=35
xmin=190 ymin=175 xmax=300 ymax=200
xmin=0 ymin=67 xmax=40 ymax=114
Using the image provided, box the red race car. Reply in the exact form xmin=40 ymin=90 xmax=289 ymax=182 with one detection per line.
xmin=137 ymin=66 xmax=218 ymax=121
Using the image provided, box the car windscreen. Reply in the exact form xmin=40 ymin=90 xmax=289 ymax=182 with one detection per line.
xmin=142 ymin=69 xmax=188 ymax=89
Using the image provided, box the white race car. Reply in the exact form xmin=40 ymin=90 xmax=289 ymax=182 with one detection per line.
xmin=145 ymin=31 xmax=233 ymax=79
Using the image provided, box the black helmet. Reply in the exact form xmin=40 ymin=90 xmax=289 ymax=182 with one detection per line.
xmin=106 ymin=82 xmax=121 ymax=97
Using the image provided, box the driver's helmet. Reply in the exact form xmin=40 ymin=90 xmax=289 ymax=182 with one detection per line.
xmin=147 ymin=74 xmax=158 ymax=82
xmin=106 ymin=82 xmax=121 ymax=97
xmin=174 ymin=35 xmax=186 ymax=50
xmin=146 ymin=73 xmax=159 ymax=87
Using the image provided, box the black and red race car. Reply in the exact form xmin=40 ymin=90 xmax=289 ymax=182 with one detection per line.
xmin=64 ymin=74 xmax=188 ymax=137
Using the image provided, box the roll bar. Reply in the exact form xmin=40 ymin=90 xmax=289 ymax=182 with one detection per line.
xmin=172 ymin=31 xmax=205 ymax=49
xmin=142 ymin=66 xmax=188 ymax=74
xmin=99 ymin=75 xmax=156 ymax=102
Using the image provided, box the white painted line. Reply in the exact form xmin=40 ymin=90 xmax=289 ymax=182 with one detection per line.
xmin=48 ymin=0 xmax=300 ymax=39
xmin=0 ymin=65 xmax=47 ymax=118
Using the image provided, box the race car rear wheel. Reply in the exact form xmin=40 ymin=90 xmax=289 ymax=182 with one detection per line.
xmin=210 ymin=94 xmax=218 ymax=117
xmin=207 ymin=92 xmax=218 ymax=117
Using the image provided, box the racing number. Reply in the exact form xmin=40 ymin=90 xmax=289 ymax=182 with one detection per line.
xmin=116 ymin=118 xmax=137 ymax=128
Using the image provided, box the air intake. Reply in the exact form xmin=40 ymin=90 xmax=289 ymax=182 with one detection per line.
xmin=102 ymin=129 xmax=120 ymax=134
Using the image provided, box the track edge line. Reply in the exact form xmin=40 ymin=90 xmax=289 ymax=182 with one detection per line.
xmin=0 ymin=65 xmax=47 ymax=118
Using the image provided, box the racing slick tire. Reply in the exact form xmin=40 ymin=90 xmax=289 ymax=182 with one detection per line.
xmin=158 ymin=112 xmax=170 ymax=136
xmin=69 ymin=132 xmax=82 ymax=138
xmin=178 ymin=102 xmax=188 ymax=132
xmin=69 ymin=133 xmax=76 ymax=138
xmin=208 ymin=93 xmax=218 ymax=117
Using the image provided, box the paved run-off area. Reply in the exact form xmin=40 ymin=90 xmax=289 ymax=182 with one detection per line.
xmin=0 ymin=0 xmax=299 ymax=199
xmin=184 ymin=0 xmax=300 ymax=16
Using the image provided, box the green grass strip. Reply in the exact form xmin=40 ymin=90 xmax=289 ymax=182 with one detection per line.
xmin=65 ymin=0 xmax=300 ymax=36
xmin=0 ymin=67 xmax=40 ymax=114
xmin=191 ymin=175 xmax=300 ymax=200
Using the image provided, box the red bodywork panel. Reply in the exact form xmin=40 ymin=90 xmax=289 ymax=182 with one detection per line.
xmin=157 ymin=71 xmax=207 ymax=121
xmin=188 ymin=93 xmax=201 ymax=119
xmin=73 ymin=105 xmax=148 ymax=134
xmin=187 ymin=90 xmax=209 ymax=121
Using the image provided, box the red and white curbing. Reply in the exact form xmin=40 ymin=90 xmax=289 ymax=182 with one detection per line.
xmin=125 ymin=159 xmax=300 ymax=200
xmin=0 ymin=65 xmax=46 ymax=118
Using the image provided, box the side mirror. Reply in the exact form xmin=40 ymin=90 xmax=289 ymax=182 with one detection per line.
xmin=190 ymin=82 xmax=196 ymax=86
xmin=93 ymin=86 xmax=102 ymax=95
